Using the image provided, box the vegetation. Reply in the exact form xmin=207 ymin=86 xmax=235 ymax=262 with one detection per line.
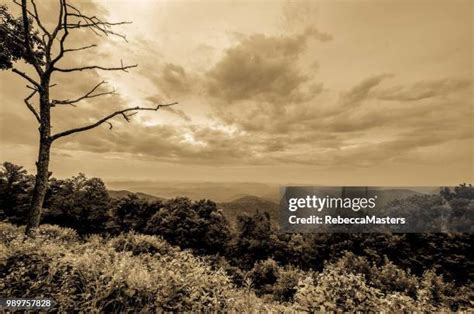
xmin=1 ymin=223 xmax=471 ymax=312
xmin=0 ymin=161 xmax=473 ymax=311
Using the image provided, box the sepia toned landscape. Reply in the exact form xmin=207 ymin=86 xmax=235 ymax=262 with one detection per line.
xmin=0 ymin=0 xmax=473 ymax=312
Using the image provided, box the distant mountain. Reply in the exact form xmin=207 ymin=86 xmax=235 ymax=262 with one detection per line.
xmin=107 ymin=183 xmax=434 ymax=223
xmin=108 ymin=190 xmax=165 ymax=202
xmin=106 ymin=181 xmax=281 ymax=202
xmin=218 ymin=195 xmax=280 ymax=224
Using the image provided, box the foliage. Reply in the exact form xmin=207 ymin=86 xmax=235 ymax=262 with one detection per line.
xmin=248 ymin=258 xmax=280 ymax=295
xmin=0 ymin=162 xmax=33 ymax=223
xmin=42 ymin=174 xmax=111 ymax=234
xmin=112 ymin=194 xmax=162 ymax=233
xmin=441 ymin=183 xmax=474 ymax=201
xmin=1 ymin=221 xmax=473 ymax=312
xmin=0 ymin=5 xmax=45 ymax=70
xmin=109 ymin=232 xmax=175 ymax=257
xmin=0 ymin=222 xmax=295 ymax=312
xmin=292 ymin=252 xmax=470 ymax=312
xmin=229 ymin=211 xmax=276 ymax=268
xmin=145 ymin=198 xmax=231 ymax=254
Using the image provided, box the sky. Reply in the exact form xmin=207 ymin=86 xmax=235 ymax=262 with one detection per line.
xmin=0 ymin=0 xmax=473 ymax=185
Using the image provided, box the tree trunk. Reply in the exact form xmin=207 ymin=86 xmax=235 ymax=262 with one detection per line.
xmin=25 ymin=139 xmax=51 ymax=235
xmin=25 ymin=82 xmax=51 ymax=236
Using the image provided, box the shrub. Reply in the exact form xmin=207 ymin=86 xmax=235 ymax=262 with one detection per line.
xmin=333 ymin=252 xmax=419 ymax=298
xmin=273 ymin=266 xmax=307 ymax=302
xmin=0 ymin=223 xmax=294 ymax=312
xmin=248 ymin=258 xmax=280 ymax=295
xmin=108 ymin=232 xmax=175 ymax=256
xmin=294 ymin=264 xmax=386 ymax=312
xmin=35 ymin=224 xmax=79 ymax=242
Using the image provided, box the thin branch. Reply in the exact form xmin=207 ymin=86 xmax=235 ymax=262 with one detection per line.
xmin=65 ymin=20 xmax=131 ymax=27
xmin=63 ymin=44 xmax=97 ymax=53
xmin=11 ymin=67 xmax=40 ymax=88
xmin=51 ymin=102 xmax=178 ymax=141
xmin=30 ymin=0 xmax=51 ymax=38
xmin=64 ymin=3 xmax=131 ymax=41
xmin=53 ymin=63 xmax=137 ymax=73
xmin=50 ymin=0 xmax=65 ymax=42
xmin=24 ymin=88 xmax=41 ymax=123
xmin=49 ymin=0 xmax=67 ymax=68
xmin=51 ymin=80 xmax=115 ymax=106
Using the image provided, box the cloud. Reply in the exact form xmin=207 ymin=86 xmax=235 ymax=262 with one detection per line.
xmin=161 ymin=106 xmax=191 ymax=122
xmin=143 ymin=63 xmax=193 ymax=98
xmin=372 ymin=78 xmax=472 ymax=101
xmin=206 ymin=29 xmax=329 ymax=104
xmin=339 ymin=74 xmax=393 ymax=108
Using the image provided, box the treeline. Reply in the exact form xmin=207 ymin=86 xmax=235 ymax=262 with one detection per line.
xmin=0 ymin=161 xmax=473 ymax=300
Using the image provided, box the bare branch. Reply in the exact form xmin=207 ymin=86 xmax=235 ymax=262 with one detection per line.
xmin=48 ymin=0 xmax=132 ymax=69
xmin=11 ymin=67 xmax=40 ymax=88
xmin=51 ymin=80 xmax=115 ymax=106
xmin=50 ymin=0 xmax=65 ymax=41
xmin=30 ymin=1 xmax=49 ymax=32
xmin=50 ymin=102 xmax=178 ymax=141
xmin=64 ymin=3 xmax=131 ymax=41
xmin=53 ymin=63 xmax=137 ymax=73
xmin=63 ymin=44 xmax=97 ymax=53
xmin=24 ymin=88 xmax=41 ymax=123
xmin=49 ymin=0 xmax=67 ymax=68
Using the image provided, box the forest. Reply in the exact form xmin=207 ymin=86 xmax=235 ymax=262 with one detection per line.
xmin=0 ymin=161 xmax=473 ymax=311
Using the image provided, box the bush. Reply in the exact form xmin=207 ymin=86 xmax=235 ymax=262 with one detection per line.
xmin=108 ymin=232 xmax=175 ymax=256
xmin=273 ymin=266 xmax=307 ymax=302
xmin=0 ymin=223 xmax=294 ymax=312
xmin=333 ymin=252 xmax=419 ymax=298
xmin=35 ymin=224 xmax=79 ymax=242
xmin=293 ymin=252 xmax=469 ymax=312
xmin=248 ymin=258 xmax=280 ymax=295
xmin=295 ymin=265 xmax=376 ymax=311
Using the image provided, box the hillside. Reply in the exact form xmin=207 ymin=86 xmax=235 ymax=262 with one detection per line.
xmin=107 ymin=187 xmax=425 ymax=226
xmin=106 ymin=181 xmax=280 ymax=202
xmin=108 ymin=190 xmax=165 ymax=202
xmin=218 ymin=195 xmax=280 ymax=224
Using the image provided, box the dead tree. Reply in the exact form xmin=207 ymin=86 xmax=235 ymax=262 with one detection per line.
xmin=1 ymin=0 xmax=177 ymax=235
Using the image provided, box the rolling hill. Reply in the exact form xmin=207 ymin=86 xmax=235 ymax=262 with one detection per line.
xmin=218 ymin=195 xmax=280 ymax=224
xmin=106 ymin=181 xmax=281 ymax=202
xmin=108 ymin=190 xmax=165 ymax=202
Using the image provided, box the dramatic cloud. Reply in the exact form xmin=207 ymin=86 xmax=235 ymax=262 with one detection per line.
xmin=207 ymin=28 xmax=329 ymax=104
xmin=0 ymin=0 xmax=472 ymax=184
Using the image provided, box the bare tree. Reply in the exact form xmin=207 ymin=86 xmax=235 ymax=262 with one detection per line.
xmin=0 ymin=0 xmax=177 ymax=235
